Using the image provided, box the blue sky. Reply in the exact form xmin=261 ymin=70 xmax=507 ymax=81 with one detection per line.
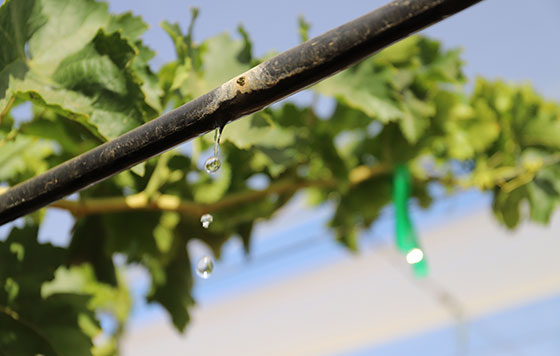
xmin=105 ymin=0 xmax=560 ymax=99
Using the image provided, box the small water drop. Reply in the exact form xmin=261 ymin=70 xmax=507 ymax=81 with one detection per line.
xmin=196 ymin=256 xmax=214 ymax=279
xmin=204 ymin=128 xmax=223 ymax=174
xmin=200 ymin=213 xmax=213 ymax=229
xmin=204 ymin=156 xmax=221 ymax=174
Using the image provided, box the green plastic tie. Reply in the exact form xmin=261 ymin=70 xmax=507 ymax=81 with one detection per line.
xmin=393 ymin=163 xmax=428 ymax=278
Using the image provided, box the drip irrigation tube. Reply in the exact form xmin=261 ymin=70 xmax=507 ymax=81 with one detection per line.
xmin=0 ymin=0 xmax=483 ymax=225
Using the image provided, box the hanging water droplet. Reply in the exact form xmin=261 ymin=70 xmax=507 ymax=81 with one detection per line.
xmin=200 ymin=213 xmax=213 ymax=229
xmin=213 ymin=127 xmax=221 ymax=156
xmin=204 ymin=128 xmax=222 ymax=174
xmin=204 ymin=156 xmax=221 ymax=174
xmin=196 ymin=256 xmax=214 ymax=279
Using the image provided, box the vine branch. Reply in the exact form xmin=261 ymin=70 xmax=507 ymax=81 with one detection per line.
xmin=3 ymin=153 xmax=556 ymax=218
xmin=0 ymin=164 xmax=392 ymax=217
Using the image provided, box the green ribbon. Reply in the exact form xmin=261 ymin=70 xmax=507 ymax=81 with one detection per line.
xmin=393 ymin=164 xmax=428 ymax=277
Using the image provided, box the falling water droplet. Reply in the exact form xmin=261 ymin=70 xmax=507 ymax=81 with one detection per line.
xmin=200 ymin=213 xmax=213 ymax=229
xmin=204 ymin=128 xmax=222 ymax=174
xmin=204 ymin=156 xmax=221 ymax=174
xmin=196 ymin=256 xmax=214 ymax=279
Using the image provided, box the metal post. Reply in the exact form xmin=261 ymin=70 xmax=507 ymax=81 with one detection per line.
xmin=0 ymin=0 xmax=483 ymax=225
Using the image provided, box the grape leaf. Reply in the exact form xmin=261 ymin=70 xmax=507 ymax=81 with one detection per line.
xmin=147 ymin=239 xmax=194 ymax=333
xmin=0 ymin=134 xmax=53 ymax=183
xmin=179 ymin=31 xmax=252 ymax=99
xmin=68 ymin=216 xmax=118 ymax=286
xmin=0 ymin=225 xmax=96 ymax=356
xmin=221 ymin=112 xmax=296 ymax=150
xmin=314 ymin=60 xmax=402 ymax=123
xmin=0 ymin=0 xmax=157 ymax=141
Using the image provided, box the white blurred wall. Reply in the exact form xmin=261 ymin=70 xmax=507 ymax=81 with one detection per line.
xmin=122 ymin=210 xmax=560 ymax=356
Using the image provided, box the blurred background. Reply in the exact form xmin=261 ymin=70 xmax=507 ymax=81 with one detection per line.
xmin=6 ymin=0 xmax=560 ymax=355
xmin=117 ymin=0 xmax=560 ymax=354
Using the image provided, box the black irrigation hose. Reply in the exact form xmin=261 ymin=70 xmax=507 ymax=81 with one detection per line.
xmin=0 ymin=0 xmax=483 ymax=225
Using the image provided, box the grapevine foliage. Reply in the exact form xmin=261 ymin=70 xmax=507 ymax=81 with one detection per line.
xmin=1 ymin=0 xmax=560 ymax=354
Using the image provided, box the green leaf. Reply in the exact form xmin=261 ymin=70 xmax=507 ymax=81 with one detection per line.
xmin=221 ymin=112 xmax=296 ymax=150
xmin=154 ymin=212 xmax=180 ymax=254
xmin=0 ymin=225 xmax=65 ymax=302
xmin=0 ymin=311 xmax=59 ymax=356
xmin=374 ymin=36 xmax=421 ymax=65
xmin=179 ymin=32 xmax=252 ymax=98
xmin=106 ymin=12 xmax=148 ymax=41
xmin=106 ymin=13 xmax=164 ymax=113
xmin=330 ymin=177 xmax=393 ymax=250
xmin=399 ymin=90 xmax=434 ymax=143
xmin=0 ymin=134 xmax=53 ymax=183
xmin=236 ymin=25 xmax=253 ymax=64
xmin=20 ymin=294 xmax=96 ymax=356
xmin=69 ymin=216 xmax=117 ymax=286
xmin=161 ymin=7 xmax=199 ymax=66
xmin=311 ymin=127 xmax=349 ymax=184
xmin=314 ymin=60 xmax=402 ymax=123
xmin=19 ymin=115 xmax=100 ymax=156
xmin=132 ymin=42 xmax=164 ymax=113
xmin=0 ymin=0 xmax=43 ymax=112
xmin=434 ymin=90 xmax=500 ymax=160
xmin=52 ymin=30 xmax=150 ymax=139
xmin=53 ymin=37 xmax=130 ymax=95
xmin=237 ymin=221 xmax=254 ymax=255
xmin=527 ymin=179 xmax=556 ymax=224
xmin=27 ymin=0 xmax=110 ymax=76
xmin=298 ymin=15 xmax=311 ymax=43
xmin=43 ymin=264 xmax=131 ymax=323
xmin=492 ymin=186 xmax=526 ymax=229
xmin=327 ymin=102 xmax=372 ymax=134
xmin=523 ymin=117 xmax=560 ymax=149
xmin=102 ymin=212 xmax=161 ymax=262
xmin=0 ymin=0 xmax=157 ymax=141
xmin=147 ymin=242 xmax=194 ymax=332
xmin=161 ymin=21 xmax=189 ymax=64
xmin=0 ymin=225 xmax=95 ymax=356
